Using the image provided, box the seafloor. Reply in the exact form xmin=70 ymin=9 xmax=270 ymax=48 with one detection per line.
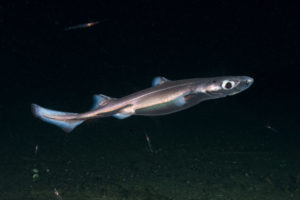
xmin=1 ymin=110 xmax=299 ymax=200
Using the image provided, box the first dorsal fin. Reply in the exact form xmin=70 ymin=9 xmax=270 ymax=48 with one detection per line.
xmin=152 ymin=76 xmax=170 ymax=87
xmin=91 ymin=94 xmax=113 ymax=110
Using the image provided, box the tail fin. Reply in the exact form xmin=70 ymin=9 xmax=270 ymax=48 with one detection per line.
xmin=31 ymin=104 xmax=84 ymax=132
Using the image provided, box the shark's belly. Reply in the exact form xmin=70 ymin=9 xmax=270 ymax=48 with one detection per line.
xmin=132 ymin=92 xmax=204 ymax=116
xmin=134 ymin=100 xmax=188 ymax=115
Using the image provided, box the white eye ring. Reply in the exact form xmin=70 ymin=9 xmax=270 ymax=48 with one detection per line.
xmin=222 ymin=80 xmax=235 ymax=90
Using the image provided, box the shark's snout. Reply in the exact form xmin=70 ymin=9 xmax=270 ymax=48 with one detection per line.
xmin=246 ymin=77 xmax=254 ymax=87
xmin=239 ymin=76 xmax=254 ymax=91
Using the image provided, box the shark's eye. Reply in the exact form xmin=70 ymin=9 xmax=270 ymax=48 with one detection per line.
xmin=222 ymin=80 xmax=235 ymax=90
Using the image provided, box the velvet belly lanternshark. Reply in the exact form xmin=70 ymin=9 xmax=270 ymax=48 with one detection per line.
xmin=32 ymin=76 xmax=254 ymax=132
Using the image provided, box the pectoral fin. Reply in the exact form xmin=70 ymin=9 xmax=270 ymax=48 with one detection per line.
xmin=173 ymin=94 xmax=197 ymax=107
xmin=113 ymin=113 xmax=132 ymax=119
xmin=173 ymin=96 xmax=186 ymax=106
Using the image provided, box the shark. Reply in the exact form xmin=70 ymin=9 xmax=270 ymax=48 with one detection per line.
xmin=31 ymin=76 xmax=254 ymax=132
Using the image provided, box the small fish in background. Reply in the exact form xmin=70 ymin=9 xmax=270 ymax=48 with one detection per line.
xmin=265 ymin=124 xmax=279 ymax=133
xmin=54 ymin=188 xmax=63 ymax=200
xmin=64 ymin=21 xmax=100 ymax=31
xmin=145 ymin=133 xmax=154 ymax=153
xmin=34 ymin=144 xmax=39 ymax=156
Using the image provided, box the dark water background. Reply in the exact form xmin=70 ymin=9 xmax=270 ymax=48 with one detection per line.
xmin=0 ymin=1 xmax=299 ymax=199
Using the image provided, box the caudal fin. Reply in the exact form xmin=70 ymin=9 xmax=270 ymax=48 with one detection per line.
xmin=31 ymin=104 xmax=84 ymax=132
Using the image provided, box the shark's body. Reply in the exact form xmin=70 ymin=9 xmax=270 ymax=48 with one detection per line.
xmin=32 ymin=76 xmax=254 ymax=132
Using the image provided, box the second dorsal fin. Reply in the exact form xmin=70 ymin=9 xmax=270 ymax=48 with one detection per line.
xmin=91 ymin=94 xmax=113 ymax=110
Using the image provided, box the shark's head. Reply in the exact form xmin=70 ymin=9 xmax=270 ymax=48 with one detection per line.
xmin=197 ymin=76 xmax=254 ymax=98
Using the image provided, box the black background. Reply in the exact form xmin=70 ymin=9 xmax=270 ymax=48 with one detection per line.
xmin=0 ymin=0 xmax=299 ymax=150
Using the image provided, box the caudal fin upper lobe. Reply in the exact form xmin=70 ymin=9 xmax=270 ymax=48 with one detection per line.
xmin=31 ymin=104 xmax=84 ymax=132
